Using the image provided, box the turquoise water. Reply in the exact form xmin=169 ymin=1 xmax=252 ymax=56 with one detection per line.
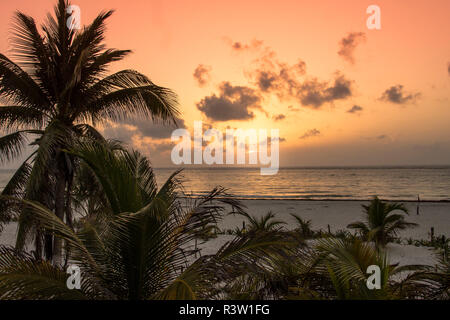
xmin=2 ymin=167 xmax=450 ymax=201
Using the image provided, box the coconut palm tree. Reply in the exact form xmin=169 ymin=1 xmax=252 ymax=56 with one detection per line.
xmin=347 ymin=197 xmax=417 ymax=248
xmin=219 ymin=236 xmax=430 ymax=300
xmin=0 ymin=141 xmax=290 ymax=300
xmin=290 ymin=213 xmax=314 ymax=238
xmin=0 ymin=0 xmax=179 ymax=263
xmin=277 ymin=237 xmax=432 ymax=300
xmin=236 ymin=211 xmax=286 ymax=233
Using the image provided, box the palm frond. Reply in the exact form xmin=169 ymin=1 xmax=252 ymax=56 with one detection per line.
xmin=0 ymin=245 xmax=86 ymax=300
xmin=81 ymin=71 xmax=179 ymax=125
xmin=0 ymin=54 xmax=50 ymax=110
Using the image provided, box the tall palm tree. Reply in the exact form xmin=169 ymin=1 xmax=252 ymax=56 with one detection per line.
xmin=347 ymin=197 xmax=417 ymax=248
xmin=0 ymin=141 xmax=290 ymax=300
xmin=0 ymin=0 xmax=179 ymax=263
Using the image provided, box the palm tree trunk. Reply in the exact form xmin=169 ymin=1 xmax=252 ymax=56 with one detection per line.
xmin=44 ymin=233 xmax=53 ymax=260
xmin=63 ymin=172 xmax=74 ymax=268
xmin=34 ymin=230 xmax=43 ymax=260
xmin=52 ymin=159 xmax=66 ymax=266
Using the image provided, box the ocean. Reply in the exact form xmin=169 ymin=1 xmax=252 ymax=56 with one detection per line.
xmin=2 ymin=167 xmax=450 ymax=201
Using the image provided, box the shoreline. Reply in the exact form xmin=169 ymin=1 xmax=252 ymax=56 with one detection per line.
xmin=1 ymin=199 xmax=448 ymax=267
xmin=180 ymin=196 xmax=450 ymax=203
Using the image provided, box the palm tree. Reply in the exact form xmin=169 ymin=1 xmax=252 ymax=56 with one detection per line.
xmin=290 ymin=213 xmax=314 ymax=238
xmin=0 ymin=0 xmax=179 ymax=263
xmin=219 ymin=236 xmax=430 ymax=300
xmin=0 ymin=141 xmax=290 ymax=300
xmin=347 ymin=197 xmax=417 ymax=247
xmin=237 ymin=211 xmax=286 ymax=233
xmin=277 ymin=238 xmax=430 ymax=300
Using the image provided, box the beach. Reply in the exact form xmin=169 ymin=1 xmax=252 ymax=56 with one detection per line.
xmin=2 ymin=199 xmax=448 ymax=267
xmin=215 ymin=200 xmax=449 ymax=267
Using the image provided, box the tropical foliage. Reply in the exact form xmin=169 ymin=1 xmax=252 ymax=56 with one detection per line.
xmin=0 ymin=142 xmax=448 ymax=299
xmin=0 ymin=141 xmax=291 ymax=300
xmin=0 ymin=0 xmax=447 ymax=302
xmin=347 ymin=197 xmax=417 ymax=247
xmin=0 ymin=0 xmax=179 ymax=264
xmin=235 ymin=211 xmax=286 ymax=233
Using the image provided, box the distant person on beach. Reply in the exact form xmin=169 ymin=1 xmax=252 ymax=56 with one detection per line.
xmin=417 ymin=194 xmax=420 ymax=215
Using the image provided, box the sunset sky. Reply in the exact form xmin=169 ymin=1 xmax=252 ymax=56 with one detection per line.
xmin=1 ymin=0 xmax=449 ymax=167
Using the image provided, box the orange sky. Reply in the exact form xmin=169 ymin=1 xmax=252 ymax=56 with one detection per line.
xmin=1 ymin=0 xmax=449 ymax=167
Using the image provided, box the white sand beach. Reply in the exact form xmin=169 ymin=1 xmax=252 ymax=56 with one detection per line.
xmin=223 ymin=200 xmax=450 ymax=240
xmin=1 ymin=200 xmax=448 ymax=267
xmin=211 ymin=200 xmax=449 ymax=267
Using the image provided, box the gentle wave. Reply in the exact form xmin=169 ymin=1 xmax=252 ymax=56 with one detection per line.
xmin=2 ymin=167 xmax=450 ymax=201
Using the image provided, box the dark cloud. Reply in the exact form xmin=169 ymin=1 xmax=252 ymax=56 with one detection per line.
xmin=196 ymin=82 xmax=262 ymax=121
xmin=227 ymin=39 xmax=264 ymax=52
xmin=347 ymin=105 xmax=363 ymax=113
xmin=243 ymin=41 xmax=352 ymax=108
xmin=258 ymin=136 xmax=287 ymax=147
xmin=228 ymin=40 xmax=308 ymax=101
xmin=380 ymin=85 xmax=421 ymax=104
xmin=126 ymin=118 xmax=186 ymax=139
xmin=273 ymin=114 xmax=286 ymax=121
xmin=362 ymin=134 xmax=391 ymax=141
xmin=448 ymin=62 xmax=450 ymax=76
xmin=256 ymin=71 xmax=277 ymax=92
xmin=218 ymin=38 xmax=354 ymax=113
xmin=103 ymin=118 xmax=186 ymax=144
xmin=251 ymin=60 xmax=306 ymax=95
xmin=102 ymin=125 xmax=136 ymax=145
xmin=338 ymin=32 xmax=366 ymax=64
xmin=298 ymin=74 xmax=353 ymax=108
xmin=300 ymin=129 xmax=321 ymax=139
xmin=193 ymin=64 xmax=212 ymax=87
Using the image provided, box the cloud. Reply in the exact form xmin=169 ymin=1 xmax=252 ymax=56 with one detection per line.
xmin=362 ymin=134 xmax=391 ymax=141
xmin=125 ymin=118 xmax=186 ymax=139
xmin=347 ymin=105 xmax=363 ymax=113
xmin=102 ymin=118 xmax=186 ymax=145
xmin=218 ymin=38 xmax=354 ymax=113
xmin=148 ymin=141 xmax=176 ymax=154
xmin=226 ymin=38 xmax=264 ymax=52
xmin=252 ymin=61 xmax=307 ymax=96
xmin=273 ymin=114 xmax=286 ymax=121
xmin=380 ymin=85 xmax=421 ymax=104
xmin=193 ymin=64 xmax=212 ymax=87
xmin=243 ymin=42 xmax=352 ymax=108
xmin=448 ymin=62 xmax=450 ymax=76
xmin=228 ymin=40 xmax=307 ymax=101
xmin=196 ymin=82 xmax=262 ymax=121
xmin=338 ymin=32 xmax=366 ymax=64
xmin=102 ymin=124 xmax=137 ymax=145
xmin=300 ymin=129 xmax=321 ymax=139
xmin=298 ymin=74 xmax=353 ymax=108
